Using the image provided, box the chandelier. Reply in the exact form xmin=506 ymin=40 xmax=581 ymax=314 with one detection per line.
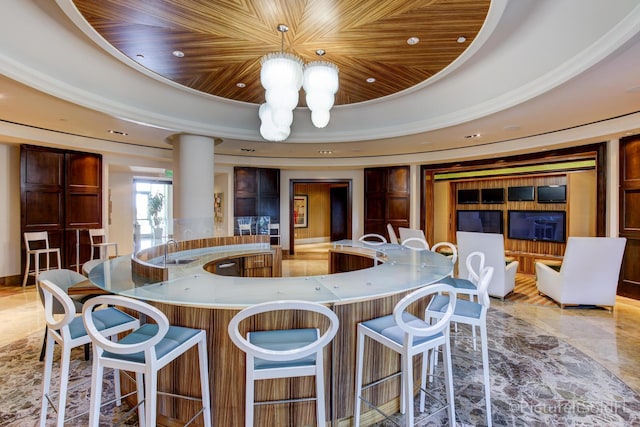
xmin=259 ymin=25 xmax=339 ymax=141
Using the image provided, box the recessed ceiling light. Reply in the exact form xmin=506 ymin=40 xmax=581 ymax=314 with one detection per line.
xmin=318 ymin=150 xmax=333 ymax=154
xmin=172 ymin=50 xmax=185 ymax=58
xmin=464 ymin=133 xmax=480 ymax=139
xmin=457 ymin=36 xmax=467 ymax=43
xmin=366 ymin=77 xmax=376 ymax=83
xmin=108 ymin=129 xmax=128 ymax=136
xmin=407 ymin=37 xmax=420 ymax=45
xmin=240 ymin=148 xmax=255 ymax=152
xmin=236 ymin=82 xmax=246 ymax=88
xmin=315 ymin=49 xmax=326 ymax=56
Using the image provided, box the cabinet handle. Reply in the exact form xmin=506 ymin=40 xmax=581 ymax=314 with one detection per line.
xmin=217 ymin=263 xmax=236 ymax=268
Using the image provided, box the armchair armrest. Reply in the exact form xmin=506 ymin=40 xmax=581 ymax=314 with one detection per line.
xmin=535 ymin=261 xmax=563 ymax=300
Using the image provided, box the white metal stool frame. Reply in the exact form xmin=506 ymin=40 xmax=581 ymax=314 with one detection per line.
xmin=38 ymin=279 xmax=139 ymax=427
xmin=440 ymin=251 xmax=485 ymax=348
xmin=426 ymin=266 xmax=495 ymax=427
xmin=89 ymin=228 xmax=119 ymax=260
xmin=358 ymin=233 xmax=387 ymax=245
xmin=83 ymin=295 xmax=212 ymax=427
xmin=23 ymin=231 xmax=61 ymax=287
xmin=401 ymin=236 xmax=430 ymax=251
xmin=227 ymin=300 xmax=340 ymax=427
xmin=354 ymin=283 xmax=457 ymax=427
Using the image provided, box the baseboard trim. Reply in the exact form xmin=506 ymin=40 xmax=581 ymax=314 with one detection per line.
xmin=0 ymin=275 xmax=22 ymax=286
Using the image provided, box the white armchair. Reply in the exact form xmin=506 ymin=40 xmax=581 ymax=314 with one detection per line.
xmin=457 ymin=231 xmax=519 ymax=299
xmin=536 ymin=237 xmax=626 ymax=309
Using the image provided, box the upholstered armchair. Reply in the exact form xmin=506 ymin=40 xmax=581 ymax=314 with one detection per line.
xmin=456 ymin=231 xmax=519 ymax=299
xmin=536 ymin=237 xmax=627 ymax=309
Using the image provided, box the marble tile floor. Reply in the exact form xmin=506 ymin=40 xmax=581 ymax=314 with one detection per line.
xmin=2 ymin=242 xmax=640 ymax=425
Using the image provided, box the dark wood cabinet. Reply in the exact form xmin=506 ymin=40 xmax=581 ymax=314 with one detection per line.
xmin=20 ymin=145 xmax=103 ymax=277
xmin=364 ymin=166 xmax=410 ymax=239
xmin=619 ymin=135 xmax=640 ymax=299
xmin=234 ymin=167 xmax=280 ymax=232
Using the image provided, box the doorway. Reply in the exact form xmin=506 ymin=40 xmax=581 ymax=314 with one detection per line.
xmin=289 ymin=179 xmax=352 ymax=255
xmin=133 ymin=178 xmax=173 ymax=250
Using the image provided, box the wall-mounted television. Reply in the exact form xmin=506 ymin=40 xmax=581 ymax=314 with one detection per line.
xmin=508 ymin=186 xmax=535 ymax=201
xmin=456 ymin=210 xmax=503 ymax=234
xmin=537 ymin=185 xmax=566 ymax=203
xmin=507 ymin=210 xmax=566 ymax=243
xmin=481 ymin=188 xmax=505 ymax=204
xmin=457 ymin=189 xmax=479 ymax=204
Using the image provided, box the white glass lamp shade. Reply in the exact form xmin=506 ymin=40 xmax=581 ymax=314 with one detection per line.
xmin=261 ymin=52 xmax=303 ymax=111
xmin=260 ymin=53 xmax=304 ymax=90
xmin=259 ymin=103 xmax=290 ymax=141
xmin=303 ymin=61 xmax=339 ymax=96
xmin=311 ymin=110 xmax=331 ymax=128
xmin=303 ymin=61 xmax=339 ymax=128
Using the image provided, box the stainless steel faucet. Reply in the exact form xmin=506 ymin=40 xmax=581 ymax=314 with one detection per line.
xmin=164 ymin=239 xmax=179 ymax=266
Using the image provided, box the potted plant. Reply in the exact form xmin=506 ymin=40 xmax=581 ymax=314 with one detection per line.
xmin=148 ymin=192 xmax=164 ymax=238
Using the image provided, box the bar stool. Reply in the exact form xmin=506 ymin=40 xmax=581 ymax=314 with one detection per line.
xmin=89 ymin=228 xmax=118 ymax=260
xmin=439 ymin=251 xmax=485 ymax=348
xmin=36 ymin=269 xmax=92 ymax=362
xmin=227 ymin=300 xmax=339 ymax=427
xmin=426 ymin=266 xmax=495 ymax=427
xmin=82 ymin=295 xmax=212 ymax=427
xmin=23 ymin=231 xmax=61 ymax=287
xmin=269 ymin=223 xmax=281 ymax=245
xmin=354 ymin=283 xmax=457 ymax=427
xmin=38 ymin=279 xmax=139 ymax=427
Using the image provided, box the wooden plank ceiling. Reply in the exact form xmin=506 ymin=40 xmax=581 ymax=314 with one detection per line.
xmin=73 ymin=0 xmax=489 ymax=106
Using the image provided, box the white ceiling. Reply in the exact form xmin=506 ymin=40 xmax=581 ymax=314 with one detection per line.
xmin=1 ymin=0 xmax=640 ymax=169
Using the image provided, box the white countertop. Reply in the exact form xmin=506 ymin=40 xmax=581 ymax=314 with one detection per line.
xmin=88 ymin=240 xmax=453 ymax=309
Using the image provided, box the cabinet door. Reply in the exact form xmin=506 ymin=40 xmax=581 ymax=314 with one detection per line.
xmin=619 ymin=135 xmax=640 ymax=299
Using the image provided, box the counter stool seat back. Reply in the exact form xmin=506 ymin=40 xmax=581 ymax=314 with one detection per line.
xmin=359 ymin=233 xmax=387 ymax=245
xmin=228 ymin=300 xmax=339 ymax=427
xmin=354 ymin=283 xmax=457 ymax=427
xmin=89 ymin=228 xmax=118 ymax=260
xmin=401 ymin=236 xmax=430 ymax=251
xmin=36 ymin=269 xmax=91 ymax=361
xmin=82 ymin=295 xmax=212 ymax=427
xmin=38 ymin=279 xmax=139 ymax=427
xmin=23 ymin=231 xmax=61 ymax=287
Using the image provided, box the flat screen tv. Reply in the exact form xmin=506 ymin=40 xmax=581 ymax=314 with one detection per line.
xmin=457 ymin=189 xmax=479 ymax=204
xmin=537 ymin=185 xmax=566 ymax=203
xmin=456 ymin=210 xmax=503 ymax=234
xmin=481 ymin=188 xmax=505 ymax=204
xmin=508 ymin=186 xmax=535 ymax=201
xmin=507 ymin=210 xmax=566 ymax=243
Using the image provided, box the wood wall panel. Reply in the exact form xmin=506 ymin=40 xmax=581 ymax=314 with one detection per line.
xmin=453 ymin=174 xmax=569 ymax=274
xmin=619 ymin=135 xmax=640 ymax=299
xmin=21 ymin=145 xmax=103 ymax=276
xmin=234 ymin=167 xmax=280 ymax=228
xmin=364 ymin=166 xmax=410 ymax=239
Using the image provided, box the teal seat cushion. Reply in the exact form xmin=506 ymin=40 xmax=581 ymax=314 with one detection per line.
xmin=441 ymin=276 xmax=477 ymax=291
xmin=361 ymin=312 xmax=442 ymax=346
xmin=428 ymin=295 xmax=482 ymax=319
xmin=67 ymin=307 xmax=136 ymax=340
xmin=249 ymin=328 xmax=319 ymax=370
xmin=102 ymin=324 xmax=200 ymax=363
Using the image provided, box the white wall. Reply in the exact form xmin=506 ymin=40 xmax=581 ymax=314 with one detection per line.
xmin=108 ymin=170 xmax=136 ymax=255
xmin=0 ymin=143 xmax=21 ymax=278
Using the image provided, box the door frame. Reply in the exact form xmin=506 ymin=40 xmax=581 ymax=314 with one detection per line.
xmin=289 ymin=179 xmax=352 ymax=255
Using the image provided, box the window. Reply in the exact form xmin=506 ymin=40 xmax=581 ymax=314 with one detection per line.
xmin=134 ymin=179 xmax=172 ymax=246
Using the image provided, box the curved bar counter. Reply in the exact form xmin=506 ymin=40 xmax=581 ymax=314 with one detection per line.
xmin=89 ymin=239 xmax=453 ymax=426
